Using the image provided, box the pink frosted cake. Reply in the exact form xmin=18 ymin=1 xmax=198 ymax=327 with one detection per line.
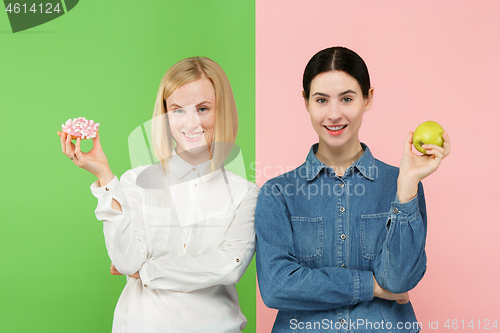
xmin=61 ymin=117 xmax=100 ymax=140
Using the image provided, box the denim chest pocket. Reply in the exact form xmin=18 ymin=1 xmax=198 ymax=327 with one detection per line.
xmin=142 ymin=205 xmax=175 ymax=252
xmin=360 ymin=212 xmax=390 ymax=260
xmin=291 ymin=216 xmax=324 ymax=261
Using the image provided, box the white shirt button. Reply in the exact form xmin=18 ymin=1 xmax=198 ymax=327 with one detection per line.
xmin=339 ymin=207 xmax=345 ymax=213
xmin=192 ymin=168 xmax=196 ymax=172
xmin=341 ymin=234 xmax=346 ymax=240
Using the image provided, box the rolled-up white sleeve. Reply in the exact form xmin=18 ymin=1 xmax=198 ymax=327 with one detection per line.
xmin=90 ymin=169 xmax=147 ymax=275
xmin=139 ymin=184 xmax=259 ymax=292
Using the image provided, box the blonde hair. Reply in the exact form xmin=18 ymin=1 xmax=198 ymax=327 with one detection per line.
xmin=151 ymin=57 xmax=238 ymax=171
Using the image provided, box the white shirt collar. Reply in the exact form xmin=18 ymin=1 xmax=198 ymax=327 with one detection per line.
xmin=168 ymin=149 xmax=222 ymax=184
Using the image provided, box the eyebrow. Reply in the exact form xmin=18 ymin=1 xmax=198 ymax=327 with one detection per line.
xmin=311 ymin=90 xmax=357 ymax=98
xmin=168 ymin=101 xmax=212 ymax=109
xmin=196 ymin=101 xmax=212 ymax=107
xmin=169 ymin=103 xmax=182 ymax=109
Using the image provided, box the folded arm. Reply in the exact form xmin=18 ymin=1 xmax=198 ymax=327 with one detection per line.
xmin=255 ymin=183 xmax=375 ymax=311
xmin=138 ymin=185 xmax=259 ymax=292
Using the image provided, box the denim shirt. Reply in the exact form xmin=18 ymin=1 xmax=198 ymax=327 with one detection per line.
xmin=255 ymin=143 xmax=426 ymax=333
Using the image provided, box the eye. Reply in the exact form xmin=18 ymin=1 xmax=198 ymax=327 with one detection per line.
xmin=172 ymin=108 xmax=184 ymax=113
xmin=198 ymin=106 xmax=208 ymax=113
xmin=316 ymin=98 xmax=327 ymax=104
xmin=342 ymin=97 xmax=353 ymax=103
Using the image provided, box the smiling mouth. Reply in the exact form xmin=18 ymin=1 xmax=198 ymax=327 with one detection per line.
xmin=324 ymin=125 xmax=347 ymax=131
xmin=183 ymin=131 xmax=204 ymax=139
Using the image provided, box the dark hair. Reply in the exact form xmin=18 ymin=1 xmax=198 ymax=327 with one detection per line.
xmin=303 ymin=46 xmax=371 ymax=99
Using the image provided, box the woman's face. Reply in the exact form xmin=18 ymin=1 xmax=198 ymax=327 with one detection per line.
xmin=304 ymin=70 xmax=373 ymax=150
xmin=165 ymin=77 xmax=216 ymax=155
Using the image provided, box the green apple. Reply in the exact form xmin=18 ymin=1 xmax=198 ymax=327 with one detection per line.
xmin=413 ymin=121 xmax=444 ymax=154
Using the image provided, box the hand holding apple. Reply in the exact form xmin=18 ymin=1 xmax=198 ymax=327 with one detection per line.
xmin=397 ymin=126 xmax=451 ymax=203
xmin=413 ymin=121 xmax=444 ymax=154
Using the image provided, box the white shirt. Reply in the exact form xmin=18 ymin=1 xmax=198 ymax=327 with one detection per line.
xmin=90 ymin=152 xmax=259 ymax=333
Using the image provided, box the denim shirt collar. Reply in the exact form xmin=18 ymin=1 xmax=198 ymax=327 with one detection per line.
xmin=305 ymin=142 xmax=376 ymax=181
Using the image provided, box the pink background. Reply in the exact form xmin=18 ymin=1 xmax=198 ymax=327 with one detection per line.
xmin=256 ymin=0 xmax=500 ymax=331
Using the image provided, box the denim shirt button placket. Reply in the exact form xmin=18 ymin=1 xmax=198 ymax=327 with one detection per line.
xmin=253 ymin=143 xmax=427 ymax=331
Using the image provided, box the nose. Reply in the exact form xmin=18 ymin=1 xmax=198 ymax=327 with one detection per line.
xmin=327 ymin=104 xmax=342 ymax=121
xmin=184 ymin=108 xmax=201 ymax=130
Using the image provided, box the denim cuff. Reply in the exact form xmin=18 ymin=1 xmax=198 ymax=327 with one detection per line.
xmin=390 ymin=193 xmax=419 ymax=222
xmin=354 ymin=270 xmax=375 ymax=304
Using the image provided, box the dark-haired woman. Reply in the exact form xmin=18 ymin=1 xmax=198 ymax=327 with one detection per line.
xmin=255 ymin=46 xmax=450 ymax=332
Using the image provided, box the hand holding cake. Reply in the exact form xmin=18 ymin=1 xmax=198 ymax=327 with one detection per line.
xmin=57 ymin=117 xmax=114 ymax=186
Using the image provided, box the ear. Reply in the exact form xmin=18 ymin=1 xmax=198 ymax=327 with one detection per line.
xmin=302 ymin=90 xmax=310 ymax=112
xmin=364 ymin=87 xmax=374 ymax=112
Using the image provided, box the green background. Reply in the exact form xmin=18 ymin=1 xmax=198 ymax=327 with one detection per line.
xmin=0 ymin=1 xmax=256 ymax=332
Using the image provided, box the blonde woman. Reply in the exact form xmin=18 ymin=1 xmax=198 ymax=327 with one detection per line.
xmin=58 ymin=57 xmax=258 ymax=332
